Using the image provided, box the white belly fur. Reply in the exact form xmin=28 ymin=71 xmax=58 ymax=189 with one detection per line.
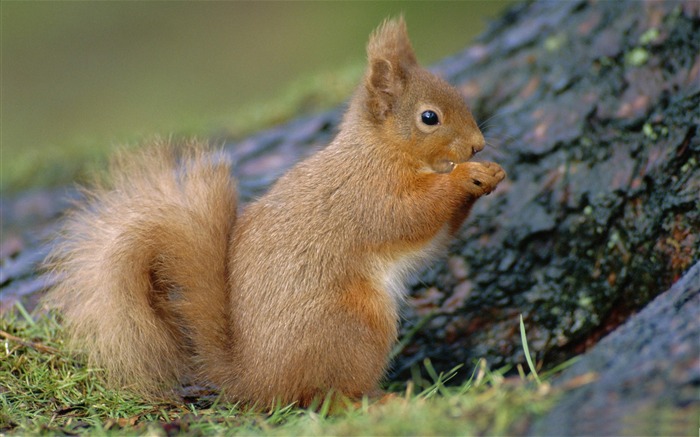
xmin=378 ymin=225 xmax=452 ymax=307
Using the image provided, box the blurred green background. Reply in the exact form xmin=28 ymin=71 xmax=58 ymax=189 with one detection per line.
xmin=2 ymin=1 xmax=512 ymax=193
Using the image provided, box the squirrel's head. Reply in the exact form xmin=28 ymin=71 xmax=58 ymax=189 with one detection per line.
xmin=359 ymin=17 xmax=484 ymax=173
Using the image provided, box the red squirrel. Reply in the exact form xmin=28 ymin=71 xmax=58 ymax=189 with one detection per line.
xmin=44 ymin=18 xmax=505 ymax=407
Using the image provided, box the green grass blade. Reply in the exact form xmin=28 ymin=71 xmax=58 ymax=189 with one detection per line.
xmin=14 ymin=301 xmax=36 ymax=326
xmin=389 ymin=313 xmax=433 ymax=361
xmin=519 ymin=314 xmax=541 ymax=385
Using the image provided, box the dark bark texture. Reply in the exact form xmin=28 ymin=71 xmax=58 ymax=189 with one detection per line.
xmin=529 ymin=261 xmax=699 ymax=436
xmin=392 ymin=0 xmax=700 ymax=378
xmin=1 ymin=0 xmax=698 ymax=429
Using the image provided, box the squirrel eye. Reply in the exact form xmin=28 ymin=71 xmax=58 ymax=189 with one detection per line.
xmin=421 ymin=110 xmax=440 ymax=126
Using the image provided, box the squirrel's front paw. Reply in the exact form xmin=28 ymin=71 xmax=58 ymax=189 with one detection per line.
xmin=462 ymin=161 xmax=506 ymax=196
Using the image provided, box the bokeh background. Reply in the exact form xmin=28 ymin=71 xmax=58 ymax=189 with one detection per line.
xmin=2 ymin=1 xmax=512 ymax=192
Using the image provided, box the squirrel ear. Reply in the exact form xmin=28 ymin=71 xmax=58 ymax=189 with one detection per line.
xmin=365 ymin=58 xmax=402 ymax=120
xmin=364 ymin=17 xmax=418 ymax=121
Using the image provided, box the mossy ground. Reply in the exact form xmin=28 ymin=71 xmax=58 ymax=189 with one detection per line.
xmin=1 ymin=303 xmax=571 ymax=436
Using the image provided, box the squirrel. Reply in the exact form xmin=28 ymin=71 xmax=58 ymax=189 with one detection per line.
xmin=44 ymin=17 xmax=505 ymax=408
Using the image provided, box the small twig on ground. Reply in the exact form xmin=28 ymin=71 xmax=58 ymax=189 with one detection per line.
xmin=0 ymin=329 xmax=60 ymax=354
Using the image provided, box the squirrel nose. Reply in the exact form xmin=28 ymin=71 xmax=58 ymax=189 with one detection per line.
xmin=470 ymin=135 xmax=486 ymax=156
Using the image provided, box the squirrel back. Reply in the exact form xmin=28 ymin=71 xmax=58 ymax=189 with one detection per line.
xmin=45 ymin=18 xmax=505 ymax=407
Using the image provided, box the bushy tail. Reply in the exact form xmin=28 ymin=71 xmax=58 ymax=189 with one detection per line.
xmin=43 ymin=139 xmax=237 ymax=397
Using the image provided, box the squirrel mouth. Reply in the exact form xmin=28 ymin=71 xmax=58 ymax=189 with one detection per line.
xmin=432 ymin=143 xmax=481 ymax=173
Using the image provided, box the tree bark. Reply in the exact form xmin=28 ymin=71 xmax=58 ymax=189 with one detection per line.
xmin=529 ymin=260 xmax=699 ymax=436
xmin=391 ymin=0 xmax=700 ymax=378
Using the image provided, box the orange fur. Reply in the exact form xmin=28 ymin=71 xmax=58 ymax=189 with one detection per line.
xmin=43 ymin=17 xmax=505 ymax=407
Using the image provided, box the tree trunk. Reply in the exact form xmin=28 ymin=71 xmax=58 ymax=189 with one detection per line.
xmin=391 ymin=0 xmax=699 ymax=378
xmin=529 ymin=261 xmax=699 ymax=435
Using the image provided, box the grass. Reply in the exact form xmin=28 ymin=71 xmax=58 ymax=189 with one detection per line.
xmin=0 ymin=301 xmax=576 ymax=436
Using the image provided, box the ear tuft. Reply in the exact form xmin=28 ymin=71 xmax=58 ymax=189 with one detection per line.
xmin=364 ymin=17 xmax=418 ymax=121
xmin=366 ymin=16 xmax=418 ymax=68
